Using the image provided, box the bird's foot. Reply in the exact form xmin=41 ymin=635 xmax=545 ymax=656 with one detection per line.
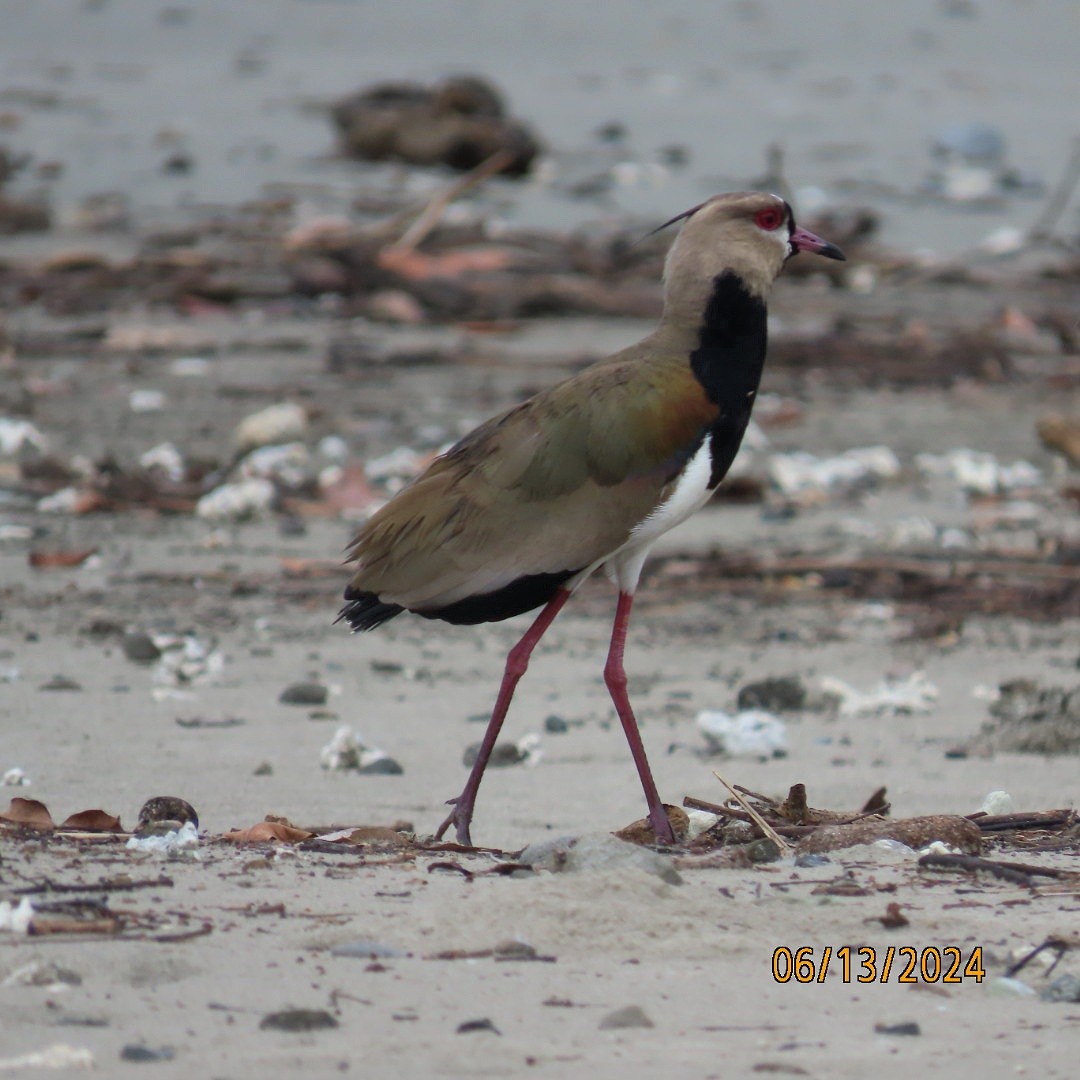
xmin=649 ymin=805 xmax=678 ymax=847
xmin=434 ymin=796 xmax=475 ymax=846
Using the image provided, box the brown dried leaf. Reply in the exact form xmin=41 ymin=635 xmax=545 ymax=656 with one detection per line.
xmin=29 ymin=547 xmax=98 ymax=569
xmin=59 ymin=809 xmax=123 ymax=832
xmin=320 ymin=465 xmax=380 ymax=514
xmin=222 ymin=822 xmax=314 ymax=845
xmin=614 ymin=805 xmax=689 ymax=846
xmin=377 ymin=245 xmax=516 ymax=281
xmin=0 ymin=797 xmax=55 ymax=830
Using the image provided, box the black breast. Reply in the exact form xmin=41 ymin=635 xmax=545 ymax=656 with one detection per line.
xmin=688 ymin=271 xmax=768 ymax=487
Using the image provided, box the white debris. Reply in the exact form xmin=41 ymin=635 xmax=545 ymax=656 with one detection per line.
xmin=819 ymin=672 xmax=938 ymax=718
xmin=686 ymin=808 xmax=721 ymax=841
xmin=238 ymin=442 xmax=311 ymax=488
xmin=234 ymin=402 xmax=307 ymax=451
xmin=364 ymin=446 xmax=428 ymax=486
xmin=516 ymin=732 xmax=543 ymax=767
xmin=168 ymin=356 xmax=212 ymax=377
xmin=978 ymin=225 xmax=1026 ymax=255
xmin=914 ymin=449 xmax=1041 ymax=496
xmin=0 ymin=524 xmax=34 ymax=544
xmin=980 ymin=790 xmax=1015 ymax=815
xmin=151 ymin=632 xmax=223 ymax=687
xmin=319 ymin=724 xmax=393 ymax=772
xmin=196 ymin=478 xmax=275 ymax=521
xmin=317 ymin=435 xmax=350 ymax=461
xmin=0 ymin=1043 xmax=94 ymax=1071
xmin=139 ymin=442 xmax=185 ymax=482
xmin=35 ymin=487 xmax=83 ymax=514
xmin=125 ymin=820 xmax=200 ymax=860
xmin=697 ymin=709 xmax=788 ymax=759
xmin=0 ymin=417 xmax=48 ymax=456
xmin=768 ymin=445 xmax=900 ymax=496
xmin=2 ymin=767 xmax=29 ymax=786
xmin=0 ymin=897 xmax=35 ymax=934
xmin=128 ymin=388 xmax=166 ymax=413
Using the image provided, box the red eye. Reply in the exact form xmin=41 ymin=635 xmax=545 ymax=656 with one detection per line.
xmin=754 ymin=207 xmax=784 ymax=231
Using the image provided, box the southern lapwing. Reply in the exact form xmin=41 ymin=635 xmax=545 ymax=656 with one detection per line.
xmin=339 ymin=191 xmax=844 ymax=845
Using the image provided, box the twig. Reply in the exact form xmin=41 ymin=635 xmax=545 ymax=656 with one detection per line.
xmin=152 ymin=921 xmax=213 ymax=944
xmin=11 ymin=874 xmax=173 ymax=897
xmin=965 ymin=810 xmax=1075 ymax=832
xmin=390 ymin=149 xmax=517 ymax=253
xmin=1029 ymin=137 xmax=1080 ymax=239
xmin=918 ymin=852 xmax=1067 ymax=883
xmin=712 ymin=772 xmax=789 ymax=852
xmin=1005 ymin=936 xmax=1071 ymax=979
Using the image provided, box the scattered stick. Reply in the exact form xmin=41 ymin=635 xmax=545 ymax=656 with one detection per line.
xmin=712 ymin=772 xmax=789 ymax=852
xmin=918 ymin=852 xmax=1068 ymax=883
xmin=152 ymin=921 xmax=213 ymax=944
xmin=11 ymin=874 xmax=173 ymax=896
xmin=965 ymin=810 xmax=1076 ymax=832
xmin=390 ymin=148 xmax=517 ymax=253
xmin=1005 ymin=936 xmax=1072 ymax=979
xmin=1028 ymin=136 xmax=1080 ymax=239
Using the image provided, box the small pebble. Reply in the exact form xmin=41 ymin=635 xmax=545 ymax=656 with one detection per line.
xmin=356 ymin=756 xmax=404 ymax=775
xmin=544 ymin=714 xmax=569 ymax=734
xmin=1041 ymin=974 xmax=1080 ymax=1003
xmin=259 ymin=1009 xmax=339 ymax=1032
xmin=456 ymin=1018 xmax=500 ymax=1035
xmin=122 ymin=631 xmax=161 ymax=663
xmin=120 ymin=1044 xmax=175 ymax=1062
xmin=989 ymin=976 xmax=1037 ymax=998
xmin=874 ymin=1021 xmax=921 ymax=1037
xmin=279 ymin=682 xmax=328 ymax=706
xmin=330 ymin=940 xmax=410 ymax=959
xmin=599 ymin=1005 xmax=654 ymax=1030
xmin=253 ymin=761 xmax=273 ymax=776
xmin=737 ymin=675 xmax=806 ymax=712
xmin=39 ymin=674 xmax=81 ymax=691
xmin=463 ymin=741 xmax=523 ymax=767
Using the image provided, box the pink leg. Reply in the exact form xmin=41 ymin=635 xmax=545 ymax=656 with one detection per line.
xmin=436 ymin=588 xmax=571 ymax=845
xmin=604 ymin=591 xmax=677 ymax=845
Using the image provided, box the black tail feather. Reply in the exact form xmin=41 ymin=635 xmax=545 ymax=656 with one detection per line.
xmin=337 ymin=588 xmax=404 ymax=632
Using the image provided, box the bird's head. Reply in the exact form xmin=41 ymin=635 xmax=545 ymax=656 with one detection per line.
xmin=658 ymin=191 xmax=845 ymax=326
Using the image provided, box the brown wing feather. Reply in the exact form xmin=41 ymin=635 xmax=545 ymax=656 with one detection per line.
xmin=345 ymin=339 xmax=717 ymax=611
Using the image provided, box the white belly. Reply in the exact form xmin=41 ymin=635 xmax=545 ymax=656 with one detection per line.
xmin=601 ymin=435 xmax=715 ymax=593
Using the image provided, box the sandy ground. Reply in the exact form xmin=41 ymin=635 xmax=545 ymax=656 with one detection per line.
xmin=1 ymin=2 xmax=1079 ymax=1077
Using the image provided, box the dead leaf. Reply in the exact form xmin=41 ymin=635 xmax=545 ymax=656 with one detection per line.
xmin=0 ymin=797 xmax=55 ymax=830
xmin=59 ymin=809 xmax=123 ymax=832
xmin=29 ymin=547 xmax=98 ymax=569
xmin=222 ymin=822 xmax=314 ymax=845
xmin=377 ymin=245 xmax=516 ymax=281
xmin=614 ymin=805 xmax=689 ymax=846
xmin=320 ymin=465 xmax=380 ymax=514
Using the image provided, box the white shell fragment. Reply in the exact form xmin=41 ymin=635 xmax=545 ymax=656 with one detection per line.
xmin=768 ymin=446 xmax=901 ymax=496
xmin=234 ymin=402 xmax=308 ymax=451
xmin=697 ymin=709 xmax=788 ymax=759
xmin=319 ymin=724 xmax=395 ymax=772
xmin=914 ymin=449 xmax=1041 ymax=496
xmin=819 ymin=672 xmax=938 ymax=718
xmin=196 ymin=478 xmax=275 ymax=521
xmin=0 ymin=417 xmax=48 ymax=456
xmin=0 ymin=896 xmax=35 ymax=934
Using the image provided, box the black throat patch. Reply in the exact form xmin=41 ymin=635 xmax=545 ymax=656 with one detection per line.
xmin=688 ymin=271 xmax=769 ymax=487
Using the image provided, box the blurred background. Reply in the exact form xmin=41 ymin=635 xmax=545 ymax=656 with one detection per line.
xmin=2 ymin=0 xmax=1077 ymax=252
